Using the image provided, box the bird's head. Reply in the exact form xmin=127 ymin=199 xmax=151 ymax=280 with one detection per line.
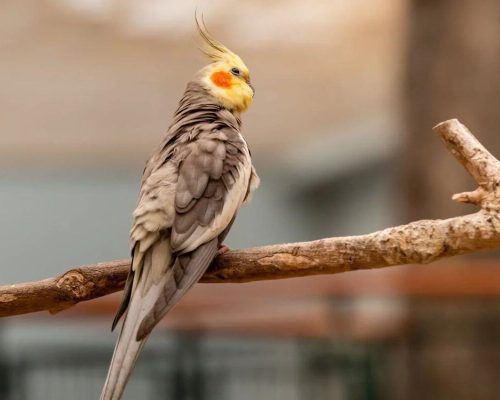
xmin=196 ymin=18 xmax=254 ymax=113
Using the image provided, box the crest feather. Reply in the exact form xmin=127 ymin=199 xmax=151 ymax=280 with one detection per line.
xmin=195 ymin=14 xmax=245 ymax=67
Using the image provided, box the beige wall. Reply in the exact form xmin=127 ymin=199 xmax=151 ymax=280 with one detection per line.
xmin=0 ymin=0 xmax=406 ymax=169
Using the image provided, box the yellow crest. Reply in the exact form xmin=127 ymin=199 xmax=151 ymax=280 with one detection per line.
xmin=195 ymin=15 xmax=248 ymax=74
xmin=195 ymin=14 xmax=253 ymax=112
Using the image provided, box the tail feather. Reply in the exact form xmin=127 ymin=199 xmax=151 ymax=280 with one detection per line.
xmin=137 ymin=238 xmax=218 ymax=340
xmin=111 ymin=268 xmax=135 ymax=331
xmin=101 ymin=239 xmax=173 ymax=400
xmin=100 ymin=237 xmax=218 ymax=399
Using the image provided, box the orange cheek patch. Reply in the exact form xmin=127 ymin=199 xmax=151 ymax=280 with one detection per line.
xmin=210 ymin=71 xmax=232 ymax=88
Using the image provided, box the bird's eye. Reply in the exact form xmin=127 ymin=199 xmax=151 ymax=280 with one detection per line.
xmin=230 ymin=67 xmax=241 ymax=77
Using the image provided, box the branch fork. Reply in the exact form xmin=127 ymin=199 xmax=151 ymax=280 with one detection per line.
xmin=1 ymin=119 xmax=500 ymax=318
xmin=433 ymin=120 xmax=500 ymax=209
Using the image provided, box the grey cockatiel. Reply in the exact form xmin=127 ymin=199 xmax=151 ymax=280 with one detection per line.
xmin=100 ymin=20 xmax=259 ymax=400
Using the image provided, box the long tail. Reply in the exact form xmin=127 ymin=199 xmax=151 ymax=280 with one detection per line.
xmin=100 ymin=237 xmax=218 ymax=400
xmin=100 ymin=236 xmax=174 ymax=400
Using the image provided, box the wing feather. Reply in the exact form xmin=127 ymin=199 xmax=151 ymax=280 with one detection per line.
xmin=171 ymin=132 xmax=251 ymax=254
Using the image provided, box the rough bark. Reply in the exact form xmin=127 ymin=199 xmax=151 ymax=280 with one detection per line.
xmin=0 ymin=119 xmax=499 ymax=318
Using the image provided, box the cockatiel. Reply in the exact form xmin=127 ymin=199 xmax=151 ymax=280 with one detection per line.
xmin=100 ymin=19 xmax=259 ymax=400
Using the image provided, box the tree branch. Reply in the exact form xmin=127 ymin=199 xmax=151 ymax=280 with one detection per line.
xmin=1 ymin=119 xmax=499 ymax=318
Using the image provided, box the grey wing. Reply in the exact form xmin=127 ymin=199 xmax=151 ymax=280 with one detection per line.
xmin=112 ymin=158 xmax=179 ymax=330
xmin=136 ymin=130 xmax=252 ymax=339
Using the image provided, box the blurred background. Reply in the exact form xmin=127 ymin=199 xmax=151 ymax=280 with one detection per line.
xmin=1 ymin=0 xmax=500 ymax=399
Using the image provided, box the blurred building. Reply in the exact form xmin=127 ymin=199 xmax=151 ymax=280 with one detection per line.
xmin=1 ymin=1 xmax=500 ymax=399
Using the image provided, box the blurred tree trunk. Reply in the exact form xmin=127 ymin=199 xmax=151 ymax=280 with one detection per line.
xmin=401 ymin=2 xmax=500 ymax=400
xmin=404 ymin=0 xmax=500 ymax=221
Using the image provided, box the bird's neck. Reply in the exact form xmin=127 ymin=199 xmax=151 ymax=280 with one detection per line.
xmin=168 ymin=82 xmax=242 ymax=135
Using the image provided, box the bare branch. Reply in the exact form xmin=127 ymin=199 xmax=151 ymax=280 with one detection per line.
xmin=434 ymin=119 xmax=500 ymax=189
xmin=0 ymin=261 xmax=129 ymax=317
xmin=1 ymin=119 xmax=499 ymax=318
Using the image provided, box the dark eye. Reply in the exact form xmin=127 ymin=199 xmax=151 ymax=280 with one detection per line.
xmin=230 ymin=67 xmax=241 ymax=76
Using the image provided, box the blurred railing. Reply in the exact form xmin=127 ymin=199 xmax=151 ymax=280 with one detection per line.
xmin=0 ymin=332 xmax=384 ymax=400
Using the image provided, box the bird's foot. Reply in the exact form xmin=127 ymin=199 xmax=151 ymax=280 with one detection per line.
xmin=217 ymin=244 xmax=230 ymax=255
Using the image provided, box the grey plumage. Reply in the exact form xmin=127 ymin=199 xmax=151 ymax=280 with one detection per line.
xmin=100 ymin=81 xmax=259 ymax=400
